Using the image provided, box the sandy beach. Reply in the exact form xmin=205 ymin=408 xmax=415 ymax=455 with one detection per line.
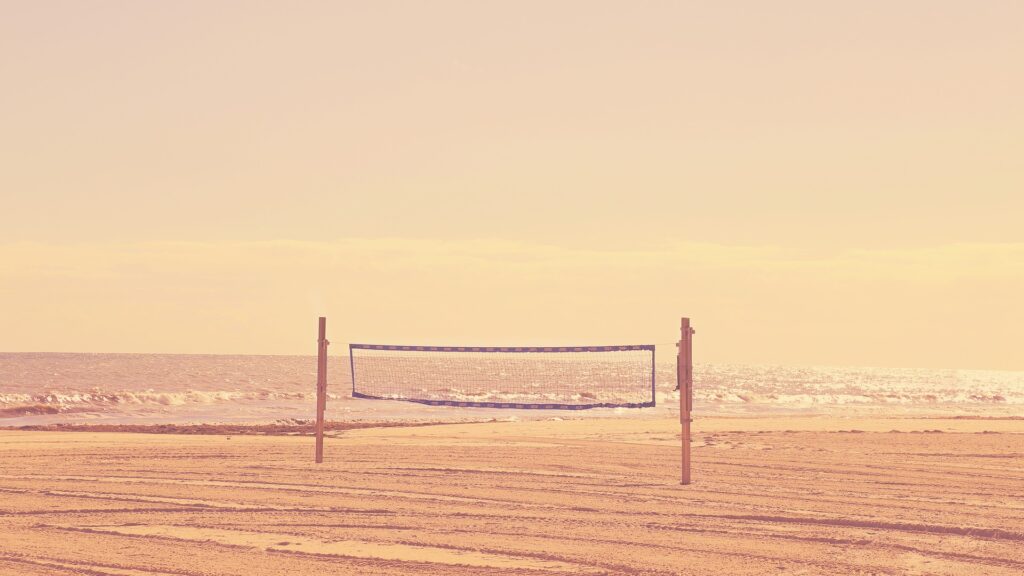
xmin=6 ymin=0 xmax=1024 ymax=573
xmin=1 ymin=416 xmax=1021 ymax=575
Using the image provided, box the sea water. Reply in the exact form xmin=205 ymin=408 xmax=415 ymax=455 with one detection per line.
xmin=1 ymin=352 xmax=1021 ymax=426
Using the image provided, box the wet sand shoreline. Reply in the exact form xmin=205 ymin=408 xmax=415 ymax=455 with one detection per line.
xmin=2 ymin=414 xmax=1022 ymax=435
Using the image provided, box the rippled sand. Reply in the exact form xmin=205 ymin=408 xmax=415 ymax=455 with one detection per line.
xmin=1 ymin=417 xmax=1022 ymax=575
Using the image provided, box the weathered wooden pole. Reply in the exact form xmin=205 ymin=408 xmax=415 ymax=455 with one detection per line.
xmin=315 ymin=317 xmax=329 ymax=463
xmin=679 ymin=317 xmax=695 ymax=485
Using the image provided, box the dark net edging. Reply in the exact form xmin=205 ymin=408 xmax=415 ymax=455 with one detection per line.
xmin=349 ymin=344 xmax=654 ymax=353
xmin=348 ymin=343 xmax=656 ymax=410
xmin=351 ymin=391 xmax=655 ymax=410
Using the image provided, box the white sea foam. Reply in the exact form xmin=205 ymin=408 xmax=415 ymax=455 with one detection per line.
xmin=0 ymin=389 xmax=308 ymax=409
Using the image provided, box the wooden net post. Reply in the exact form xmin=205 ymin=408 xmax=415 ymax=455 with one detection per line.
xmin=679 ymin=317 xmax=694 ymax=485
xmin=315 ymin=317 xmax=329 ymax=463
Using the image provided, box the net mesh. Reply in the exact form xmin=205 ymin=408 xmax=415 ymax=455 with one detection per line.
xmin=349 ymin=344 xmax=655 ymax=409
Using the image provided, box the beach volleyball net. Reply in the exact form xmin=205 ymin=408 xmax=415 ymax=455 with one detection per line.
xmin=349 ymin=344 xmax=656 ymax=409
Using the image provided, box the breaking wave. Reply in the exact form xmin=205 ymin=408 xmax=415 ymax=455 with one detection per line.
xmin=0 ymin=389 xmax=311 ymax=417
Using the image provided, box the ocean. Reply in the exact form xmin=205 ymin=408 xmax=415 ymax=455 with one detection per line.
xmin=1 ymin=351 xmax=1021 ymax=426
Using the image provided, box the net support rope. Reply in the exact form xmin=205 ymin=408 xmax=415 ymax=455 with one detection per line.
xmin=349 ymin=344 xmax=656 ymax=410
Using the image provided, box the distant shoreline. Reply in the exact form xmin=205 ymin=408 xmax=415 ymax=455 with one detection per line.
xmin=2 ymin=415 xmax=1022 ymax=436
xmin=0 ymin=420 xmax=469 ymax=436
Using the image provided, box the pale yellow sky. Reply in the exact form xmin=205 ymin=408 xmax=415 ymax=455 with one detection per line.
xmin=1 ymin=2 xmax=1022 ymax=369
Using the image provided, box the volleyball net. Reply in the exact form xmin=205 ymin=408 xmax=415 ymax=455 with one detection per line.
xmin=349 ymin=344 xmax=656 ymax=409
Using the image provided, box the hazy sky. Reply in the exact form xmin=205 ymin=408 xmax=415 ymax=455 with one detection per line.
xmin=2 ymin=1 xmax=1022 ymax=369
